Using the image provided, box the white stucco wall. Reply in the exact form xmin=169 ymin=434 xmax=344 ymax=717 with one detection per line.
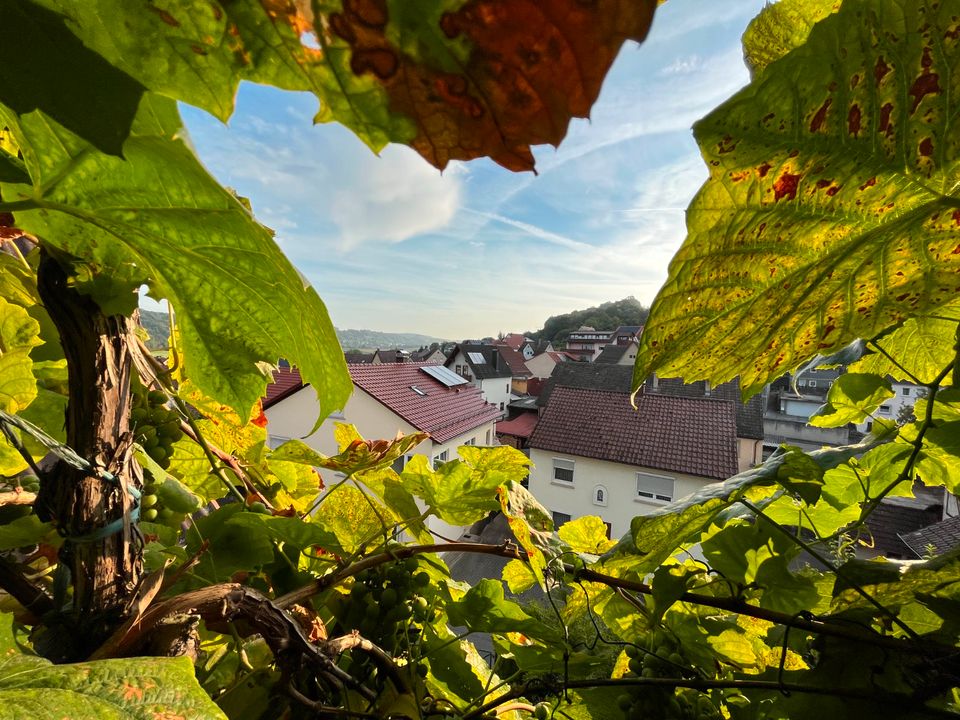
xmin=527 ymin=448 xmax=717 ymax=540
xmin=265 ymin=386 xmax=496 ymax=540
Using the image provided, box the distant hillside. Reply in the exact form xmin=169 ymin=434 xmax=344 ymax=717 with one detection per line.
xmin=528 ymin=297 xmax=649 ymax=344
xmin=137 ymin=310 xmax=444 ymax=355
xmin=335 ymin=328 xmax=447 ymax=352
xmin=139 ymin=308 xmax=170 ymax=351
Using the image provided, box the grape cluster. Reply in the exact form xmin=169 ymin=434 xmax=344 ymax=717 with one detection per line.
xmin=618 ymin=631 xmax=721 ymax=720
xmin=139 ymin=479 xmax=188 ymax=528
xmin=17 ymin=475 xmax=39 ymax=494
xmin=130 ymin=384 xmax=182 ymax=470
xmin=341 ymin=557 xmax=435 ymax=673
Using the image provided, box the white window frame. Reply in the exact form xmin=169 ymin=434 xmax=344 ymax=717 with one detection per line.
xmin=636 ymin=472 xmax=674 ymax=504
xmin=902 ymin=387 xmax=911 ymax=396
xmin=433 ymin=449 xmax=449 ymax=469
xmin=552 ymin=458 xmax=575 ymax=485
xmin=552 ymin=511 xmax=571 ymax=528
xmin=464 ymin=438 xmax=476 ymax=446
xmin=593 ymin=484 xmax=608 ymax=507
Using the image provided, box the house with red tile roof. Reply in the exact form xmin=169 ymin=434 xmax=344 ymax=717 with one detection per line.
xmin=527 ymin=386 xmax=739 ymax=539
xmin=264 ymin=363 xmax=502 ymax=539
xmin=491 ymin=342 xmax=532 ymax=394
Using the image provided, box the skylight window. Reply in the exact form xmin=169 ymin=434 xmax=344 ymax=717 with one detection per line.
xmin=467 ymin=352 xmax=486 ymax=364
xmin=410 ymin=385 xmax=427 ymax=396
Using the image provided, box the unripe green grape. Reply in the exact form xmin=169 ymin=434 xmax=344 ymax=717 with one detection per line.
xmin=534 ymin=703 xmax=550 ymax=720
xmin=142 ymin=494 xmax=158 ymax=509
xmin=143 ymin=508 xmax=158 ymax=521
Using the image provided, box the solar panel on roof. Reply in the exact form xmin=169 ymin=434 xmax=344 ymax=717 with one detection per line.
xmin=421 ymin=365 xmax=469 ymax=387
xmin=467 ymin=352 xmax=486 ymax=364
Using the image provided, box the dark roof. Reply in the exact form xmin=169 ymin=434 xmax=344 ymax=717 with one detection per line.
xmin=646 ymin=377 xmax=765 ymax=440
xmin=349 ymin=363 xmax=501 ymax=443
xmin=445 ymin=344 xmax=512 ymax=380
xmin=865 ymin=500 xmax=942 ymax=559
xmin=537 ymin=364 xmax=634 ymax=407
xmin=264 ymin=367 xmax=306 ymax=408
xmin=613 ymin=325 xmax=643 ymax=337
xmin=495 ymin=413 xmax=539 ymax=439
xmin=595 ymin=344 xmax=632 ymax=364
xmin=409 ymin=347 xmax=442 ymax=361
xmin=373 ymin=348 xmax=408 ymax=363
xmin=344 ymin=352 xmax=374 ymax=364
xmin=901 ymin=514 xmax=960 ymax=558
xmin=530 ymin=387 xmax=739 ymax=480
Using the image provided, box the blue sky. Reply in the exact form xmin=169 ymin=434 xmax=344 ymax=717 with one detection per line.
xmin=179 ymin=0 xmax=768 ymax=340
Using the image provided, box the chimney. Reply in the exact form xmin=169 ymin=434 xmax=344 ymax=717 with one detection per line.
xmin=491 ymin=349 xmax=499 ymax=370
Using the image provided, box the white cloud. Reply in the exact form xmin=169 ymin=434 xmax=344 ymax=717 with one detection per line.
xmin=331 ymin=146 xmax=462 ymax=249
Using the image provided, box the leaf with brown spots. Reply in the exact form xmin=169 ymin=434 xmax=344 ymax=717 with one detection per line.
xmin=635 ymin=0 xmax=960 ymax=397
xmin=0 ymin=650 xmax=225 ymax=719
xmin=742 ymin=0 xmax=841 ymax=76
xmin=36 ymin=0 xmax=657 ymax=171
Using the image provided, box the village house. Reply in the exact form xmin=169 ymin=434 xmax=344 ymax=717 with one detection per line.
xmin=594 ymin=339 xmax=639 ymax=366
xmin=525 ymin=350 xmax=581 ymax=379
xmin=564 ymin=326 xmax=613 ymax=361
xmin=492 ymin=342 xmax=533 ymax=394
xmin=445 ymin=344 xmax=513 ymax=416
xmin=263 ymin=362 xmax=501 ymax=539
xmin=527 ymin=385 xmax=739 ymax=538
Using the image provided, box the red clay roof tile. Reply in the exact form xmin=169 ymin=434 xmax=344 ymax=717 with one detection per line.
xmin=529 ymin=386 xmax=738 ymax=479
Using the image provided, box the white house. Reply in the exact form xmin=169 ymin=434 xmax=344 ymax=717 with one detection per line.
xmin=264 ymin=362 xmax=501 ymax=539
xmin=528 ymin=385 xmax=740 ymax=539
xmin=445 ymin=344 xmax=513 ymax=417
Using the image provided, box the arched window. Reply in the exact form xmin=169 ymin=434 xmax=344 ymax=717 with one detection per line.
xmin=593 ymin=484 xmax=608 ymax=507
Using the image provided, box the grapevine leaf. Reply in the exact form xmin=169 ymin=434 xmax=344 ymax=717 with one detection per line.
xmin=850 ymin=301 xmax=960 ymax=384
xmin=445 ymin=579 xmax=559 ymax=641
xmin=1 ymin=96 xmax=350 ymax=422
xmin=187 ymin=505 xmax=275 ymax=582
xmin=916 ymin=420 xmax=960 ymax=491
xmin=0 ymin=1 xmax=144 ymax=157
xmin=356 ymin=467 xmax=432 ymax=544
xmin=314 ymin=485 xmax=389 ymax=554
xmin=557 ymin=515 xmax=616 ymax=555
xmin=635 ymin=0 xmax=960 ymax=397
xmin=496 ymin=479 xmax=558 ymax=587
xmin=265 ymin=459 xmax=322 ymax=513
xmin=225 ymin=512 xmax=340 ymax=553
xmin=400 ymin=455 xmax=501 ymax=526
xmin=0 ymin=297 xmax=41 ymax=415
xmin=622 ymin=440 xmax=882 ymax=572
xmin=0 ymin=514 xmax=59 ymax=551
xmin=0 ymin=654 xmax=226 ymax=720
xmin=809 ymin=373 xmax=894 ymax=428
xmin=39 ymin=0 xmax=658 ymax=172
xmin=421 ymin=628 xmax=489 ymax=709
xmin=501 ymin=558 xmax=536 ymax=595
xmin=832 ymin=552 xmax=960 ymax=616
xmin=742 ymin=0 xmax=841 ymax=76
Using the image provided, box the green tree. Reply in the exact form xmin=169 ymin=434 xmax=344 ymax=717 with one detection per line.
xmin=1 ymin=1 xmax=960 ymax=720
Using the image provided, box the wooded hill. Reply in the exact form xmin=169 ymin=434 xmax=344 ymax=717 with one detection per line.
xmin=527 ymin=297 xmax=649 ymax=343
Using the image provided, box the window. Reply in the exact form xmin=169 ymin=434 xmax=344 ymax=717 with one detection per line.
xmin=464 ymin=438 xmax=476 ymax=446
xmin=808 ymin=380 xmax=817 ymax=388
xmin=499 ymin=402 xmax=505 ymax=412
xmin=636 ymin=472 xmax=674 ymax=503
xmin=506 ymin=384 xmax=510 ymax=393
xmin=593 ymin=484 xmax=608 ymax=507
xmin=553 ymin=458 xmax=575 ymax=484
xmin=902 ymin=387 xmax=911 ymax=396
xmin=468 ymin=351 xmax=486 ymax=364
xmin=552 ymin=511 xmax=571 ymax=528
xmin=433 ymin=450 xmax=449 ymax=469
xmin=485 ymin=429 xmax=491 ymax=444
xmin=879 ymin=404 xmax=891 ymax=414
xmin=410 ymin=385 xmax=427 ymax=396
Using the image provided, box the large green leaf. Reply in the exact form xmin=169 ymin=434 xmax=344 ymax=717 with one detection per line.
xmin=0 ymin=296 xmax=41 ymax=415
xmin=33 ymin=0 xmax=657 ymax=172
xmin=635 ymin=0 xmax=960 ymax=397
xmin=0 ymin=653 xmax=226 ymax=720
xmin=400 ymin=454 xmax=501 ymax=526
xmin=445 ymin=579 xmax=559 ymax=642
xmin=850 ymin=299 xmax=960 ymax=384
xmin=809 ymin=373 xmax=894 ymax=428
xmin=0 ymin=1 xmax=144 ymax=157
xmin=0 ymin=97 xmax=350 ymax=421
